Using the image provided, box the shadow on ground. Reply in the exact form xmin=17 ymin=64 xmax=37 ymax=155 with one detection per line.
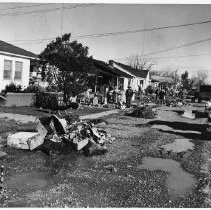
xmin=164 ymin=110 xmax=208 ymax=119
xmin=147 ymin=120 xmax=209 ymax=140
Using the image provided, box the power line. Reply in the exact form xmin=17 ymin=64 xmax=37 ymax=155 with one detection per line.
xmin=0 ymin=3 xmax=51 ymax=12
xmin=0 ymin=3 xmax=98 ymax=17
xmin=148 ymin=52 xmax=211 ymax=59
xmin=6 ymin=18 xmax=211 ymax=44
xmin=73 ymin=19 xmax=211 ymax=39
xmin=145 ymin=37 xmax=211 ymax=56
xmin=114 ymin=52 xmax=211 ymax=61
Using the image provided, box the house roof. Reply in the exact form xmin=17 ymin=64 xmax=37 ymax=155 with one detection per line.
xmin=93 ymin=59 xmax=133 ymax=78
xmin=113 ymin=61 xmax=149 ymax=78
xmin=0 ymin=40 xmax=38 ymax=59
xmin=151 ymin=75 xmax=174 ymax=83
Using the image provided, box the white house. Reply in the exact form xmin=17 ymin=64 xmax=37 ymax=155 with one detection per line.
xmin=108 ymin=60 xmax=150 ymax=91
xmin=0 ymin=40 xmax=38 ymax=91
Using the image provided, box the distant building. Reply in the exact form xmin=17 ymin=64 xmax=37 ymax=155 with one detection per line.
xmin=0 ymin=40 xmax=38 ymax=91
xmin=150 ymin=75 xmax=174 ymax=89
xmin=108 ymin=60 xmax=150 ymax=91
xmin=92 ymin=59 xmax=150 ymax=92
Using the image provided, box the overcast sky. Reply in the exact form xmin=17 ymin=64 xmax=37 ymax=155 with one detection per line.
xmin=1 ymin=2 xmax=211 ymax=82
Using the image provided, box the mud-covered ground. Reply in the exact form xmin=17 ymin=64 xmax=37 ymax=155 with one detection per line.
xmin=0 ymin=103 xmax=210 ymax=207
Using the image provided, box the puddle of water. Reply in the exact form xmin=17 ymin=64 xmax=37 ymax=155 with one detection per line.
xmin=5 ymin=172 xmax=48 ymax=190
xmin=161 ymin=139 xmax=195 ymax=153
xmin=138 ymin=157 xmax=196 ymax=196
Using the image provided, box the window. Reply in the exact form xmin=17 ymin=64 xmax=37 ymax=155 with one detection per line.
xmin=14 ymin=61 xmax=23 ymax=80
xmin=3 ymin=60 xmax=12 ymax=80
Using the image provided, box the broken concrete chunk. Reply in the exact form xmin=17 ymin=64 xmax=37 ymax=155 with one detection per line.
xmin=182 ymin=111 xmax=195 ymax=120
xmin=51 ymin=115 xmax=67 ymax=134
xmin=72 ymin=137 xmax=89 ymax=150
xmin=7 ymin=132 xmax=41 ymax=150
xmin=50 ymin=134 xmax=62 ymax=143
xmin=7 ymin=119 xmax=47 ymax=150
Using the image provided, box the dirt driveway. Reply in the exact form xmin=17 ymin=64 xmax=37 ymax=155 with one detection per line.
xmin=0 ymin=104 xmax=210 ymax=207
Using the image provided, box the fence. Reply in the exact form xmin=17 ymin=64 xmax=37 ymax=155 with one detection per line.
xmin=0 ymin=93 xmax=35 ymax=107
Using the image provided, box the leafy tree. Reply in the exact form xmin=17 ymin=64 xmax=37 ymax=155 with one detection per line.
xmin=150 ymin=68 xmax=181 ymax=86
xmin=181 ymin=71 xmax=193 ymax=92
xmin=39 ymin=33 xmax=94 ymax=104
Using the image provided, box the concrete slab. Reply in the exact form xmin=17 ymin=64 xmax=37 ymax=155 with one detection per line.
xmin=0 ymin=113 xmax=36 ymax=123
xmin=80 ymin=109 xmax=119 ymax=120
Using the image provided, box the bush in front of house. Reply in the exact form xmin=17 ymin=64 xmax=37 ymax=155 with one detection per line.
xmin=2 ymin=83 xmax=22 ymax=94
xmin=23 ymin=85 xmax=45 ymax=93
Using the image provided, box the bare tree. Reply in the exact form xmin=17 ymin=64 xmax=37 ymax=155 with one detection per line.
xmin=127 ymin=55 xmax=155 ymax=70
xmin=191 ymin=70 xmax=208 ymax=89
xmin=150 ymin=67 xmax=181 ymax=86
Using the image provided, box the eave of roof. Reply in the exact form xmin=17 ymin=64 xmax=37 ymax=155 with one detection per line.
xmin=0 ymin=40 xmax=38 ymax=59
xmin=113 ymin=61 xmax=149 ymax=78
xmin=93 ymin=59 xmax=133 ymax=78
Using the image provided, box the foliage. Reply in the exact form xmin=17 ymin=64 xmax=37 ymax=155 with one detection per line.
xmin=39 ymin=33 xmax=94 ymax=104
xmin=3 ymin=83 xmax=22 ymax=94
xmin=127 ymin=106 xmax=156 ymax=119
xmin=181 ymin=71 xmax=194 ymax=92
xmin=127 ymin=55 xmax=155 ymax=70
xmin=150 ymin=68 xmax=181 ymax=86
xmin=23 ymin=85 xmax=45 ymax=93
xmin=34 ymin=92 xmax=50 ymax=108
xmin=191 ymin=70 xmax=208 ymax=90
xmin=145 ymin=85 xmax=154 ymax=94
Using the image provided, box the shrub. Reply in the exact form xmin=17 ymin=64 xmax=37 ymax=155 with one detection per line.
xmin=34 ymin=92 xmax=50 ymax=108
xmin=23 ymin=85 xmax=45 ymax=93
xmin=145 ymin=85 xmax=154 ymax=95
xmin=3 ymin=83 xmax=22 ymax=94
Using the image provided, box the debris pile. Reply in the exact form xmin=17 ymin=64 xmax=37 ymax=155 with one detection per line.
xmin=138 ymin=95 xmax=156 ymax=104
xmin=126 ymin=105 xmax=157 ymax=119
xmin=6 ymin=114 xmax=114 ymax=156
xmin=165 ymin=96 xmax=189 ymax=107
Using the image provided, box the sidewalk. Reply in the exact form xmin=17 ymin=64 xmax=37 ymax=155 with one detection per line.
xmin=0 ymin=109 xmax=119 ymax=123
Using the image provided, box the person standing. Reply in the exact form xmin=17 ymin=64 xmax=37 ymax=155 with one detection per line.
xmin=107 ymin=86 xmax=114 ymax=104
xmin=155 ymin=88 xmax=160 ymax=103
xmin=126 ymin=86 xmax=134 ymax=108
xmin=159 ymin=89 xmax=165 ymax=105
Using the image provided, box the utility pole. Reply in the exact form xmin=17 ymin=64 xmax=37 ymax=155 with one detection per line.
xmin=60 ymin=3 xmax=64 ymax=36
xmin=142 ymin=15 xmax=146 ymax=58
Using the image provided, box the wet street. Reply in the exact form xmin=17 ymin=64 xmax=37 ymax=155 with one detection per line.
xmin=0 ymin=104 xmax=210 ymax=207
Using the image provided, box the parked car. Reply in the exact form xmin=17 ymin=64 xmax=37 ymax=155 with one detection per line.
xmin=198 ymin=85 xmax=211 ymax=103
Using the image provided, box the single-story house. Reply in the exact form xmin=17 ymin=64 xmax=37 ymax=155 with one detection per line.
xmin=0 ymin=40 xmax=38 ymax=91
xmin=108 ymin=60 xmax=150 ymax=91
xmin=150 ymin=75 xmax=174 ymax=89
xmin=93 ymin=59 xmax=133 ymax=91
xmin=93 ymin=59 xmax=150 ymax=92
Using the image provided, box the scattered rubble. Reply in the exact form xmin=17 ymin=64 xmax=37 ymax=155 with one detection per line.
xmin=165 ymin=96 xmax=189 ymax=107
xmin=104 ymin=165 xmax=118 ymax=172
xmin=182 ymin=110 xmax=195 ymax=120
xmin=6 ymin=113 xmax=114 ymax=157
